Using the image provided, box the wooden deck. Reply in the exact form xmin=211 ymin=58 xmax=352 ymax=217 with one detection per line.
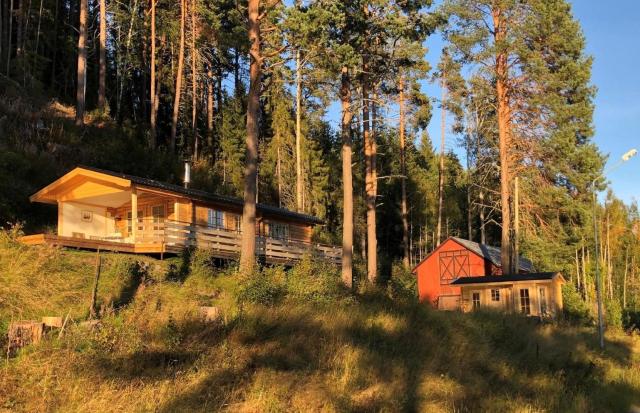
xmin=19 ymin=221 xmax=341 ymax=265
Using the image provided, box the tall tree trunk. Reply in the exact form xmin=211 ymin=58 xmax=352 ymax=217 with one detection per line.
xmin=295 ymin=48 xmax=303 ymax=212
xmin=492 ymin=6 xmax=514 ymax=273
xmin=367 ymin=90 xmax=378 ymax=283
xmin=436 ymin=78 xmax=445 ymax=244
xmin=6 ymin=0 xmax=12 ymax=75
xmin=98 ymin=0 xmax=107 ymax=110
xmin=75 ymin=0 xmax=87 ymax=126
xmin=276 ymin=145 xmax=282 ymax=207
xmin=49 ymin=0 xmax=59 ymax=89
xmin=0 ymin=0 xmax=3 ymax=70
xmin=170 ymin=0 xmax=186 ymax=152
xmin=623 ymin=248 xmax=629 ymax=309
xmin=340 ymin=66 xmax=353 ymax=289
xmin=206 ymin=64 xmax=214 ymax=151
xmin=149 ymin=0 xmax=157 ymax=147
xmin=33 ymin=0 xmax=43 ymax=68
xmin=398 ymin=76 xmax=409 ymax=269
xmin=239 ymin=0 xmax=260 ymax=274
xmin=190 ymin=0 xmax=198 ymax=158
xmin=362 ymin=64 xmax=377 ymax=283
xmin=513 ymin=176 xmax=519 ymax=272
xmin=606 ymin=212 xmax=612 ymax=300
xmin=15 ymin=0 xmax=22 ymax=57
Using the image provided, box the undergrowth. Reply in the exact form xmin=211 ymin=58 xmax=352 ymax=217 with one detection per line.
xmin=0 ymin=238 xmax=638 ymax=412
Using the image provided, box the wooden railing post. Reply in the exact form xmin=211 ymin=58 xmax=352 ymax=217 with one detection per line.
xmin=131 ymin=185 xmax=138 ymax=243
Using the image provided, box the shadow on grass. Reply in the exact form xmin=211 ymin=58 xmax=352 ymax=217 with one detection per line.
xmin=75 ymin=290 xmax=640 ymax=412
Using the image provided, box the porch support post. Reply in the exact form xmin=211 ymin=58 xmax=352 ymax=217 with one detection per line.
xmin=131 ymin=185 xmax=138 ymax=242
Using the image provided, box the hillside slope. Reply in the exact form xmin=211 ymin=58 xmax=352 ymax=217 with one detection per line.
xmin=0 ymin=234 xmax=638 ymax=412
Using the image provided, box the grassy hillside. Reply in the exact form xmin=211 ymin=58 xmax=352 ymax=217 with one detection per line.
xmin=0 ymin=233 xmax=638 ymax=412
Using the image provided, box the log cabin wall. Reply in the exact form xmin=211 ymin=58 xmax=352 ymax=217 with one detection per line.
xmin=111 ymin=192 xmax=314 ymax=243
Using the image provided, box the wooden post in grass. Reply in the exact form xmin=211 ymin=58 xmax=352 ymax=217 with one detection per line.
xmin=89 ymin=250 xmax=101 ymax=319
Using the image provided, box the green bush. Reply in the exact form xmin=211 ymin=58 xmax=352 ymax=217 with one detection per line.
xmin=189 ymin=248 xmax=218 ymax=279
xmin=286 ymin=255 xmax=345 ymax=303
xmin=605 ymin=297 xmax=623 ymax=329
xmin=562 ymin=283 xmax=592 ymax=324
xmin=236 ymin=268 xmax=285 ymax=307
xmin=387 ymin=261 xmax=417 ymax=302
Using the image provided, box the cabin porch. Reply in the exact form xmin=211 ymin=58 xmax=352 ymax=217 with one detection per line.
xmin=22 ymin=167 xmax=341 ymax=264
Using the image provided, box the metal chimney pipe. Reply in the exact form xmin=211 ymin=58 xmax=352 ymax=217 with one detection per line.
xmin=183 ymin=160 xmax=191 ymax=189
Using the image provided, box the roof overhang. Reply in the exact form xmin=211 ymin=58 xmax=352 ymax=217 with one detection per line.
xmin=451 ymin=272 xmax=565 ymax=287
xmin=30 ymin=167 xmax=132 ymax=205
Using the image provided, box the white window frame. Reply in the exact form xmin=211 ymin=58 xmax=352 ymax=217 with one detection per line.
xmin=520 ymin=288 xmax=531 ymax=315
xmin=472 ymin=291 xmax=481 ymax=310
xmin=151 ymin=205 xmax=165 ymax=232
xmin=127 ymin=209 xmax=144 ymax=234
xmin=491 ymin=289 xmax=500 ymax=302
xmin=539 ymin=286 xmax=547 ymax=315
xmin=269 ymin=222 xmax=289 ymax=241
xmin=208 ymin=209 xmax=224 ymax=229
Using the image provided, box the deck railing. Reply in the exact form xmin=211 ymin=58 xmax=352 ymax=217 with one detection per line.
xmin=118 ymin=219 xmax=342 ymax=264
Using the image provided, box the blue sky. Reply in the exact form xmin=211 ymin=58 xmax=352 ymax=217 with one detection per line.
xmin=571 ymin=1 xmax=640 ymax=203
xmin=324 ymin=1 xmax=640 ymax=204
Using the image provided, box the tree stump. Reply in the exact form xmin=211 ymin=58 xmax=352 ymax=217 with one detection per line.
xmin=7 ymin=321 xmax=44 ymax=354
xmin=199 ymin=306 xmax=221 ymax=323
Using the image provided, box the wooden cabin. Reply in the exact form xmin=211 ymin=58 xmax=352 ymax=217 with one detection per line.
xmin=451 ymin=273 xmax=565 ymax=317
xmin=413 ymin=237 xmax=535 ymax=310
xmin=20 ymin=166 xmax=340 ymax=264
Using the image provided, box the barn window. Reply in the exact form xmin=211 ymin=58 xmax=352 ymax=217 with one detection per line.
xmin=472 ymin=292 xmax=480 ymax=310
xmin=520 ymin=289 xmax=531 ymax=315
xmin=539 ymin=287 xmax=547 ymax=315
xmin=491 ymin=289 xmax=500 ymax=302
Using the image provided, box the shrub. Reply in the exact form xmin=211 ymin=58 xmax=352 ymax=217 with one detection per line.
xmin=605 ymin=297 xmax=623 ymax=329
xmin=189 ymin=248 xmax=218 ymax=279
xmin=286 ymin=255 xmax=345 ymax=303
xmin=387 ymin=261 xmax=417 ymax=302
xmin=236 ymin=267 xmax=285 ymax=307
xmin=562 ymin=283 xmax=592 ymax=325
xmin=623 ymin=310 xmax=640 ymax=333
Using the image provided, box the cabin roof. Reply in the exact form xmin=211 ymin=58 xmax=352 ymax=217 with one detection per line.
xmin=31 ymin=166 xmax=323 ymax=225
xmin=450 ymin=272 xmax=563 ymax=285
xmin=412 ymin=236 xmax=535 ymax=273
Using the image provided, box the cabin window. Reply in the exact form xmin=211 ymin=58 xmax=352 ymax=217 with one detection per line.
xmin=208 ymin=209 xmax=224 ymax=229
xmin=229 ymin=214 xmax=241 ymax=233
xmin=539 ymin=287 xmax=547 ymax=315
xmin=491 ymin=289 xmax=500 ymax=302
xmin=269 ymin=222 xmax=289 ymax=241
xmin=520 ymin=289 xmax=531 ymax=315
xmin=127 ymin=210 xmax=144 ymax=234
xmin=472 ymin=292 xmax=480 ymax=310
xmin=152 ymin=205 xmax=165 ymax=231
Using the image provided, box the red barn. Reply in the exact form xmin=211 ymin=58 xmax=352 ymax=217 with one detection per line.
xmin=413 ymin=237 xmax=534 ymax=310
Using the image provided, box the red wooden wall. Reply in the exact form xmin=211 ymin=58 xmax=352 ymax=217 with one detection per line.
xmin=414 ymin=238 xmax=498 ymax=306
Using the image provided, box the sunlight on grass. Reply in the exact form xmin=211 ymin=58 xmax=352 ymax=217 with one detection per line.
xmin=0 ymin=238 xmax=638 ymax=412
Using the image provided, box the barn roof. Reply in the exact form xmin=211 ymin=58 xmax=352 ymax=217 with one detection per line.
xmin=451 ymin=272 xmax=563 ymax=285
xmin=411 ymin=236 xmax=536 ymax=273
xmin=450 ymin=237 xmax=535 ymax=272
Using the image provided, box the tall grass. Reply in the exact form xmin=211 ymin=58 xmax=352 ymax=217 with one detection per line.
xmin=0 ymin=240 xmax=638 ymax=412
